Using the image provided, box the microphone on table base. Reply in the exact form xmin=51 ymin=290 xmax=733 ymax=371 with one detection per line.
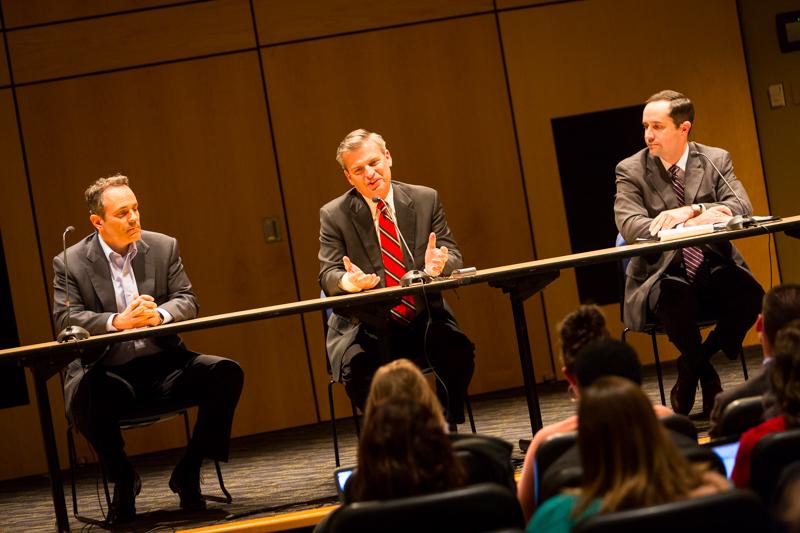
xmin=690 ymin=151 xmax=754 ymax=230
xmin=371 ymin=196 xmax=432 ymax=286
xmin=56 ymin=226 xmax=90 ymax=343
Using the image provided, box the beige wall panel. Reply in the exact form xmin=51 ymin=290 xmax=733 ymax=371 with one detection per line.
xmin=8 ymin=0 xmax=255 ymax=84
xmin=739 ymin=0 xmax=800 ymax=284
xmin=16 ymin=52 xmax=317 ymax=459
xmin=254 ymin=0 xmax=491 ymax=44
xmin=265 ymin=12 xmax=555 ymax=420
xmin=1 ymin=0 xmax=179 ymax=28
xmin=0 ymin=89 xmax=68 ymax=481
xmin=0 ymin=34 xmax=9 ymax=86
xmin=500 ymin=0 xmax=771 ymax=365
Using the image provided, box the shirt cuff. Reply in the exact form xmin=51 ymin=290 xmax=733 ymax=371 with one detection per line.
xmin=338 ymin=272 xmax=363 ymax=293
xmin=106 ymin=314 xmax=118 ymax=332
xmin=157 ymin=308 xmax=173 ymax=325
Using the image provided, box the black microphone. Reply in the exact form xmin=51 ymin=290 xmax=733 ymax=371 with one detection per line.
xmin=56 ymin=226 xmax=90 ymax=343
xmin=371 ymin=197 xmax=431 ymax=286
xmin=690 ymin=150 xmax=753 ymax=230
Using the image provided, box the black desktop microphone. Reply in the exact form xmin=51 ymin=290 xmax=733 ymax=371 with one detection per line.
xmin=56 ymin=226 xmax=90 ymax=343
xmin=690 ymin=150 xmax=753 ymax=230
xmin=371 ymin=197 xmax=431 ymax=286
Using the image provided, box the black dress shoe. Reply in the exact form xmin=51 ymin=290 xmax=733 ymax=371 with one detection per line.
xmin=107 ymin=471 xmax=141 ymax=525
xmin=670 ymin=357 xmax=698 ymax=415
xmin=700 ymin=370 xmax=723 ymax=417
xmin=169 ymin=459 xmax=206 ymax=511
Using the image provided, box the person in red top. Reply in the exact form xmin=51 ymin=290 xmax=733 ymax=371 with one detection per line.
xmin=731 ymin=319 xmax=800 ymax=487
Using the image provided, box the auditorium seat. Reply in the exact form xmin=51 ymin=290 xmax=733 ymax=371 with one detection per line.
xmin=715 ymin=396 xmax=765 ymax=438
xmin=750 ymin=428 xmax=800 ymax=505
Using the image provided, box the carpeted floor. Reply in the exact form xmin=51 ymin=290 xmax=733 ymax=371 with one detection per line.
xmin=0 ymin=348 xmax=762 ymax=532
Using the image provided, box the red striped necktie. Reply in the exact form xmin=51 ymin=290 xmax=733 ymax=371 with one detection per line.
xmin=375 ymin=199 xmax=417 ymax=324
xmin=669 ymin=164 xmax=705 ymax=281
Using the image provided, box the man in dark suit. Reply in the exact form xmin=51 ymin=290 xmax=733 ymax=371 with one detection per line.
xmin=319 ymin=129 xmax=474 ymax=429
xmin=53 ymin=174 xmax=244 ymax=523
xmin=615 ymin=90 xmax=764 ymax=415
xmin=709 ymin=284 xmax=800 ymax=436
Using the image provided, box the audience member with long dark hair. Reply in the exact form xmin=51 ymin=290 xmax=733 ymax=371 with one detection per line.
xmin=347 ymin=359 xmax=466 ymax=501
xmin=528 ymin=376 xmax=728 ymax=532
xmin=517 ymin=307 xmax=672 ymax=520
xmin=731 ymin=319 xmax=800 ymax=488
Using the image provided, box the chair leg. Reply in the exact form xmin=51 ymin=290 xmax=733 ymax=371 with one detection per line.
xmin=650 ymin=330 xmax=667 ymax=406
xmin=465 ymin=395 xmax=477 ymax=434
xmin=67 ymin=427 xmax=81 ymax=519
xmin=328 ymin=380 xmax=341 ymax=467
xmin=351 ymin=400 xmax=361 ymax=437
xmin=181 ymin=410 xmax=191 ymax=443
xmin=740 ymin=347 xmax=749 ymax=381
xmin=214 ymin=460 xmax=233 ymax=503
xmin=622 ymin=327 xmax=629 ymax=343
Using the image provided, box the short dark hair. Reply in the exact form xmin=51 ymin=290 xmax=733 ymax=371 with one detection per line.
xmin=762 ymin=284 xmax=800 ymax=346
xmin=557 ymin=305 xmax=609 ymax=373
xmin=646 ymin=90 xmax=694 ymax=129
xmin=574 ymin=338 xmax=642 ymax=387
xmin=84 ymin=174 xmax=129 ymax=217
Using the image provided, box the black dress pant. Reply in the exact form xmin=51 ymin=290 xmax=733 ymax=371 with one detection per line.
xmin=72 ymin=351 xmax=243 ymax=480
xmin=340 ymin=314 xmax=475 ymax=424
xmin=650 ymin=259 xmax=764 ymax=378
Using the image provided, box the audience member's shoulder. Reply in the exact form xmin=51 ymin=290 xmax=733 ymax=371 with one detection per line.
xmin=653 ymin=404 xmax=674 ymax=417
xmin=690 ymin=470 xmax=731 ymax=498
xmin=531 ymin=416 xmax=578 ymax=454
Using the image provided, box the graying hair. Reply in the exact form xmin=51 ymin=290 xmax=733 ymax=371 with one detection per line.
xmin=85 ymin=174 xmax=129 ymax=217
xmin=335 ymin=129 xmax=387 ymax=169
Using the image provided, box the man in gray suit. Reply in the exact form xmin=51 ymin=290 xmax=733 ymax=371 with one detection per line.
xmin=615 ymin=90 xmax=764 ymax=415
xmin=319 ymin=129 xmax=474 ymax=429
xmin=54 ymin=175 xmax=243 ymax=523
xmin=709 ymin=284 xmax=800 ymax=436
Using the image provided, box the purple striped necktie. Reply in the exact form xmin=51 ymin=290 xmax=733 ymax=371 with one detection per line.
xmin=669 ymin=164 xmax=705 ymax=280
xmin=375 ymin=200 xmax=416 ymax=324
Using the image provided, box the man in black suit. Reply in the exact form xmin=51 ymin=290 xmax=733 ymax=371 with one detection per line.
xmin=53 ymin=174 xmax=244 ymax=523
xmin=709 ymin=284 xmax=800 ymax=436
xmin=319 ymin=129 xmax=474 ymax=429
xmin=615 ymin=90 xmax=764 ymax=415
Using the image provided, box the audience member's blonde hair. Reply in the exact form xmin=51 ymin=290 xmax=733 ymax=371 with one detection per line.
xmin=364 ymin=358 xmax=445 ymax=427
xmin=575 ymin=376 xmax=725 ymax=516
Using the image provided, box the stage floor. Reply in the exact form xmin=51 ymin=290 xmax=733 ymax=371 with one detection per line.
xmin=0 ymin=348 xmax=761 ymax=532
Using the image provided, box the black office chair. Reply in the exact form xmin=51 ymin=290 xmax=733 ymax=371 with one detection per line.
xmin=319 ymin=483 xmax=525 ymax=533
xmin=66 ymin=400 xmax=231 ymax=524
xmin=715 ymin=396 xmax=765 ymax=438
xmin=658 ymin=413 xmax=698 ymax=440
xmin=750 ymin=428 xmax=800 ymax=506
xmin=451 ymin=434 xmax=516 ymax=493
xmin=534 ymin=431 xmax=579 ymax=505
xmin=615 ymin=234 xmax=749 ymax=406
xmin=572 ymin=489 xmax=769 ymax=533
xmin=320 ymin=292 xmax=476 ymax=466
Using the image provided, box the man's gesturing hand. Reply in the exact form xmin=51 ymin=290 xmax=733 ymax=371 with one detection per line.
xmin=424 ymin=232 xmax=449 ymax=277
xmin=342 ymin=256 xmax=380 ymax=290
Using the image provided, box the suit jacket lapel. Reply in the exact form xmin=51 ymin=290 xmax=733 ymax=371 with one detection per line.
xmin=393 ymin=184 xmax=417 ymax=270
xmin=85 ymin=234 xmax=117 ymax=312
xmin=683 ymin=142 xmax=703 ymax=204
xmin=348 ymin=194 xmax=383 ymax=277
xmin=133 ymin=238 xmax=154 ymax=297
xmin=647 ymin=155 xmax=678 ymax=210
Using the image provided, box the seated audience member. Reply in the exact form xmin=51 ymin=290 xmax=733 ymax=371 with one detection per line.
xmin=348 ymin=359 xmax=466 ymax=501
xmin=731 ymin=320 xmax=800 ymax=488
xmin=709 ymin=284 xmax=800 ymax=437
xmin=517 ymin=308 xmax=672 ymax=521
xmin=528 ymin=376 xmax=729 ymax=532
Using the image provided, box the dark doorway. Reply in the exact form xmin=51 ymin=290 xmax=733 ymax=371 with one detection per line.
xmin=0 ymin=230 xmax=29 ymax=409
xmin=551 ymin=104 xmax=645 ymax=305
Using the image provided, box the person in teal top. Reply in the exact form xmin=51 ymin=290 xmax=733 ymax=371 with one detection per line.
xmin=527 ymin=494 xmax=600 ymax=533
xmin=527 ymin=369 xmax=729 ymax=532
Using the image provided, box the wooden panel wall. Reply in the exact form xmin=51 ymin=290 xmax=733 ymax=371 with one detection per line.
xmin=499 ymin=0 xmax=774 ymax=365
xmin=0 ymin=34 xmax=8 ymax=86
xmin=0 ymin=0 xmax=773 ymax=480
xmin=253 ymin=0 xmax=491 ymax=44
xmin=7 ymin=0 xmax=254 ymax=83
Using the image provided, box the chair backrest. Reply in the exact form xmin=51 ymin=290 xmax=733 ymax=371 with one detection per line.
xmin=451 ymin=434 xmax=516 ymax=492
xmin=323 ymin=483 xmax=525 ymax=533
xmin=659 ymin=413 xmax=698 ymax=440
xmin=716 ymin=396 xmax=765 ymax=438
xmin=751 ymin=427 xmax=800 ymax=505
xmin=535 ymin=431 xmax=578 ymax=504
xmin=615 ymin=233 xmax=628 ymax=322
xmin=572 ymin=489 xmax=769 ymax=533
